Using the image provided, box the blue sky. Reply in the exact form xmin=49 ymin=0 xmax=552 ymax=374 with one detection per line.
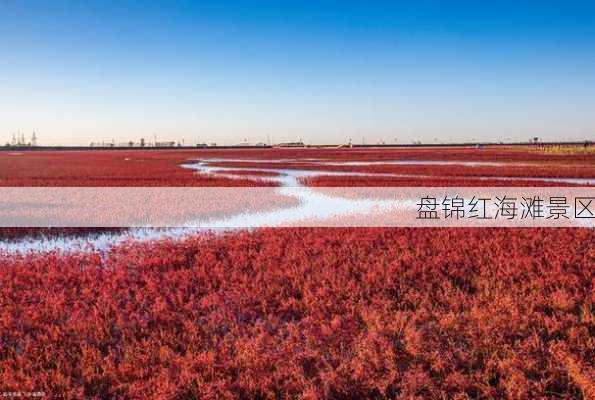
xmin=1 ymin=0 xmax=595 ymax=145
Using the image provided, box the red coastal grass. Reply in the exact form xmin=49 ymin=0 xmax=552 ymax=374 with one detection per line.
xmin=1 ymin=148 xmax=594 ymax=399
xmin=194 ymin=145 xmax=595 ymax=164
xmin=2 ymin=146 xmax=594 ymax=187
xmin=200 ymin=145 xmax=595 ymax=164
xmin=0 ymin=150 xmax=277 ymax=187
xmin=210 ymin=169 xmax=281 ymax=177
xmin=0 ymin=228 xmax=593 ymax=399
xmin=299 ymin=175 xmax=588 ymax=187
xmin=210 ymin=160 xmax=595 ymax=179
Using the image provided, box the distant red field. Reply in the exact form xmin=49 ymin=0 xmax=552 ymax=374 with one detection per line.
xmin=0 ymin=146 xmax=593 ymax=399
xmin=299 ymin=175 xmax=586 ymax=187
xmin=1 ymin=146 xmax=593 ymax=186
xmin=0 ymin=150 xmax=277 ymax=186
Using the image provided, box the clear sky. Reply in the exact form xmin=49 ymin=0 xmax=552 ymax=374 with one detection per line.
xmin=1 ymin=0 xmax=595 ymax=145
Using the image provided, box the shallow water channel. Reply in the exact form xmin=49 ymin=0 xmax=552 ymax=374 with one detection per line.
xmin=1 ymin=158 xmax=593 ymax=254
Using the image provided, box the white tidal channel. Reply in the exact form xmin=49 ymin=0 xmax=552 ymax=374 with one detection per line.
xmin=0 ymin=160 xmax=399 ymax=254
xmin=0 ymin=158 xmax=593 ymax=254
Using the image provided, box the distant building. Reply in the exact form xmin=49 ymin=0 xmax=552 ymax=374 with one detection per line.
xmin=275 ymin=141 xmax=305 ymax=148
xmin=155 ymin=141 xmax=176 ymax=147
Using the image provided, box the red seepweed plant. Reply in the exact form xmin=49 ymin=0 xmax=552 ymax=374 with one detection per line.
xmin=0 ymin=228 xmax=593 ymax=399
xmin=1 ymin=147 xmax=594 ymax=399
